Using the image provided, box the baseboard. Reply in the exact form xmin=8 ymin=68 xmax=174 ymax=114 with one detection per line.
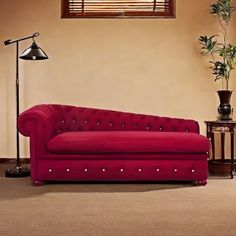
xmin=0 ymin=158 xmax=30 ymax=164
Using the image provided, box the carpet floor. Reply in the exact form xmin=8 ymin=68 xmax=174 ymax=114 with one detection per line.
xmin=0 ymin=163 xmax=236 ymax=236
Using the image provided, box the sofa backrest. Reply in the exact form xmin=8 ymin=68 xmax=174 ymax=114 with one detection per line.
xmin=52 ymin=105 xmax=200 ymax=135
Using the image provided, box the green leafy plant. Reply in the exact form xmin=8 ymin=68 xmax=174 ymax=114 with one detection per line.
xmin=199 ymin=0 xmax=236 ymax=90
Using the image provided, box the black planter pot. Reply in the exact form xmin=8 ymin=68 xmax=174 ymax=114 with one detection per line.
xmin=217 ymin=90 xmax=233 ymax=120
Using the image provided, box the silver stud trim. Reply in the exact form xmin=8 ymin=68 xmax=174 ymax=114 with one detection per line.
xmin=156 ymin=168 xmax=160 ymax=172
xmin=66 ymin=168 xmax=70 ymax=172
xmin=192 ymin=169 xmax=195 ymax=173
xmin=174 ymin=169 xmax=178 ymax=172
xmin=138 ymin=168 xmax=142 ymax=172
xmin=102 ymin=168 xmax=106 ymax=172
xmin=120 ymin=169 xmax=124 ymax=172
xmin=84 ymin=168 xmax=88 ymax=172
xmin=49 ymin=169 xmax=52 ymax=172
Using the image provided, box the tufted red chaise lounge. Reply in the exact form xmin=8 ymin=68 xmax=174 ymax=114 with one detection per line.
xmin=18 ymin=104 xmax=210 ymax=186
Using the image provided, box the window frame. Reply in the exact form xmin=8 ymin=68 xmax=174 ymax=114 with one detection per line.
xmin=61 ymin=0 xmax=175 ymax=19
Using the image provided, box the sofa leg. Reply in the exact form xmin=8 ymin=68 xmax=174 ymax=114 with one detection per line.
xmin=32 ymin=180 xmax=44 ymax=186
xmin=194 ymin=180 xmax=207 ymax=186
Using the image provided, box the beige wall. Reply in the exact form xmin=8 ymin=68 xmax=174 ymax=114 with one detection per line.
xmin=0 ymin=0 xmax=236 ymax=158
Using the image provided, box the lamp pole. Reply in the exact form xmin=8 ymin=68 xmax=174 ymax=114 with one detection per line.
xmin=4 ymin=32 xmax=48 ymax=177
xmin=16 ymin=41 xmax=20 ymax=168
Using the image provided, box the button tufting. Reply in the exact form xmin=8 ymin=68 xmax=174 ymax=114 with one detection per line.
xmin=185 ymin=129 xmax=189 ymax=132
xmin=62 ymin=120 xmax=65 ymax=123
xmin=121 ymin=123 xmax=125 ymax=128
xmin=109 ymin=122 xmax=113 ymax=127
xmin=72 ymin=119 xmax=76 ymax=123
xmin=84 ymin=120 xmax=88 ymax=124
xmin=58 ymin=130 xmax=62 ymax=133
xmin=146 ymin=126 xmax=150 ymax=130
xmin=159 ymin=127 xmax=163 ymax=131
xmin=97 ymin=121 xmax=100 ymax=126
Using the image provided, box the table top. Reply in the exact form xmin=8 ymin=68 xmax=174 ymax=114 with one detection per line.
xmin=205 ymin=120 xmax=236 ymax=133
xmin=205 ymin=120 xmax=236 ymax=125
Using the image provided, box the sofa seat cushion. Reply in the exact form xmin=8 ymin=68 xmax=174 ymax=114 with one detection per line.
xmin=47 ymin=131 xmax=209 ymax=154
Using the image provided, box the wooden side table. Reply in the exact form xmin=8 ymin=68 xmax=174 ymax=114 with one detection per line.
xmin=205 ymin=121 xmax=236 ymax=178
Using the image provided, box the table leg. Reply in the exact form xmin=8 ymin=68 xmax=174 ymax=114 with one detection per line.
xmin=230 ymin=133 xmax=234 ymax=179
xmin=211 ymin=133 xmax=215 ymax=160
xmin=221 ymin=133 xmax=225 ymax=160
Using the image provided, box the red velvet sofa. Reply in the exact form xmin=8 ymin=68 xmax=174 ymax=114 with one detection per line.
xmin=18 ymin=104 xmax=210 ymax=186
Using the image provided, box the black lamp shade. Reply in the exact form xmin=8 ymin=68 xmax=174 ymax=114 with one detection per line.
xmin=20 ymin=42 xmax=48 ymax=60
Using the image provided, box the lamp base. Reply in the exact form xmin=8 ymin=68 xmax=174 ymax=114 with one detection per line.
xmin=5 ymin=165 xmax=30 ymax=178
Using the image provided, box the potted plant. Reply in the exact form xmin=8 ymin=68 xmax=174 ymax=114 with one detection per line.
xmin=199 ymin=0 xmax=236 ymax=120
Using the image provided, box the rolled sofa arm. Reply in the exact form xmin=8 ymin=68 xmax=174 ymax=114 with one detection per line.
xmin=18 ymin=104 xmax=57 ymax=137
xmin=18 ymin=104 xmax=58 ymax=157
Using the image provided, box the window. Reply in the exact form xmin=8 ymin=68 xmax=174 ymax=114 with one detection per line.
xmin=61 ymin=0 xmax=175 ymax=19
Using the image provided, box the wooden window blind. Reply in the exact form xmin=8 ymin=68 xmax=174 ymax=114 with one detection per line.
xmin=61 ymin=0 xmax=175 ymax=18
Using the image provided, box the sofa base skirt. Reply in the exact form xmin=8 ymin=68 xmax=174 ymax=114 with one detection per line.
xmin=33 ymin=159 xmax=208 ymax=185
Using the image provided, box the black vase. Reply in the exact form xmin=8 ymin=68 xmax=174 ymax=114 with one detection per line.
xmin=217 ymin=90 xmax=233 ymax=120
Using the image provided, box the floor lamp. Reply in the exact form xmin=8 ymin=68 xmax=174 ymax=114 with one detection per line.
xmin=4 ymin=32 xmax=48 ymax=177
